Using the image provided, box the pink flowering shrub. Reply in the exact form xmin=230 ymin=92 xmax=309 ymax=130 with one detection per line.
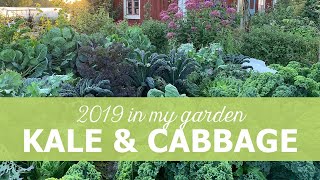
xmin=160 ymin=0 xmax=238 ymax=49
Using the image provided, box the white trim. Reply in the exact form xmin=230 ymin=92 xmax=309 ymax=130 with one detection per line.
xmin=178 ymin=0 xmax=186 ymax=14
xmin=123 ymin=0 xmax=141 ymax=20
xmin=273 ymin=0 xmax=277 ymax=6
xmin=258 ymin=0 xmax=266 ymax=12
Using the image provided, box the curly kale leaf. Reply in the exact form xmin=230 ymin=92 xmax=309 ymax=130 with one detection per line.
xmin=308 ymin=63 xmax=320 ymax=82
xmin=272 ymin=85 xmax=298 ymax=97
xmin=63 ymin=161 xmax=101 ymax=180
xmin=268 ymin=161 xmax=317 ymax=180
xmin=0 ymin=161 xmax=33 ymax=180
xmin=76 ymin=46 xmax=109 ymax=79
xmin=294 ymin=76 xmax=320 ymax=96
xmin=75 ymin=43 xmax=137 ymax=97
xmin=59 ymin=78 xmax=113 ymax=97
xmin=242 ymin=73 xmax=284 ymax=97
xmin=204 ymin=76 xmax=243 ymax=97
xmin=223 ymin=54 xmax=250 ymax=65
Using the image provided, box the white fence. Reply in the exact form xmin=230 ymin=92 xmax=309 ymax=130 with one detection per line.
xmin=0 ymin=7 xmax=62 ymax=21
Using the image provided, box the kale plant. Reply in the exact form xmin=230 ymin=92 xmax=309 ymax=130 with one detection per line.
xmin=60 ymin=78 xmax=113 ymax=97
xmin=0 ymin=161 xmax=33 ymax=180
xmin=127 ymin=49 xmax=167 ymax=96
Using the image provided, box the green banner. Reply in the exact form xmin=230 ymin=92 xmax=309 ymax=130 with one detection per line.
xmin=0 ymin=98 xmax=319 ymax=161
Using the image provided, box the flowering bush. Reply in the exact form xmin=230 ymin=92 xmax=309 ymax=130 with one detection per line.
xmin=160 ymin=0 xmax=238 ymax=49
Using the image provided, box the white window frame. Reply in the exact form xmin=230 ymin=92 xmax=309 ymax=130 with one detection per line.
xmin=123 ymin=0 xmax=140 ymax=20
xmin=178 ymin=0 xmax=186 ymax=15
xmin=258 ymin=0 xmax=266 ymax=12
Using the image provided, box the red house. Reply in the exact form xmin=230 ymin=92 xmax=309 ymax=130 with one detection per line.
xmin=113 ymin=0 xmax=276 ymax=24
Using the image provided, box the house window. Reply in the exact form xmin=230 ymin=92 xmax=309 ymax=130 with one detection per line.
xmin=124 ymin=0 xmax=140 ymax=19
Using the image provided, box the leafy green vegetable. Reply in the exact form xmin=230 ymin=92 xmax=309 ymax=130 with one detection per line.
xmin=63 ymin=161 xmax=101 ymax=180
xmin=147 ymin=84 xmax=186 ymax=97
xmin=46 ymin=162 xmax=101 ymax=180
xmin=60 ymin=78 xmax=113 ymax=97
xmin=0 ymin=39 xmax=48 ymax=78
xmin=0 ymin=70 xmax=23 ymax=97
xmin=23 ymin=74 xmax=73 ymax=97
xmin=0 ymin=161 xmax=33 ymax=180
xmin=41 ymin=27 xmax=79 ymax=74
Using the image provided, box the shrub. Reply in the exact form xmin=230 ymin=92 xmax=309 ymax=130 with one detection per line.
xmin=241 ymin=25 xmax=319 ymax=65
xmin=70 ymin=8 xmax=116 ymax=35
xmin=141 ymin=20 xmax=169 ymax=53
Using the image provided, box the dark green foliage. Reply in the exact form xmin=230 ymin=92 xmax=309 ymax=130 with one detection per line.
xmin=272 ymin=85 xmax=297 ymax=97
xmin=93 ymin=161 xmax=118 ymax=180
xmin=242 ymin=73 xmax=284 ymax=97
xmin=25 ymin=161 xmax=73 ymax=180
xmin=268 ymin=161 xmax=318 ymax=180
xmin=241 ymin=25 xmax=319 ymax=65
xmin=303 ymin=0 xmax=320 ymax=26
xmin=59 ymin=78 xmax=113 ymax=97
xmin=152 ymin=49 xmax=200 ymax=92
xmin=116 ymin=161 xmax=233 ymax=180
xmin=127 ymin=49 xmax=167 ymax=96
xmin=141 ymin=20 xmax=169 ymax=53
xmin=204 ymin=76 xmax=243 ymax=97
xmin=223 ymin=54 xmax=250 ymax=65
xmin=115 ymin=161 xmax=134 ymax=180
xmin=62 ymin=161 xmax=101 ymax=180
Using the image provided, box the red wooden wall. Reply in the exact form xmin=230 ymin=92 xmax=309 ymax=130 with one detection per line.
xmin=114 ymin=0 xmax=273 ymax=24
xmin=113 ymin=0 xmax=170 ymax=24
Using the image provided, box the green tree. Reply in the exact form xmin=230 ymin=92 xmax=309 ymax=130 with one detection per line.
xmin=0 ymin=0 xmax=33 ymax=6
xmin=303 ymin=0 xmax=320 ymax=25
